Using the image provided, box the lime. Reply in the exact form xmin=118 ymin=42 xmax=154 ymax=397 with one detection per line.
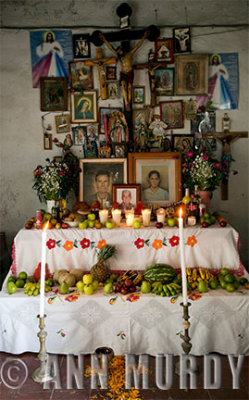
xmin=220 ymin=268 xmax=229 ymax=276
xmin=224 ymin=274 xmax=235 ymax=283
xmin=92 ymin=280 xmax=99 ymax=291
xmin=8 ymin=275 xmax=16 ymax=283
xmin=26 ymin=277 xmax=35 ymax=283
xmin=16 ymin=279 xmax=25 ymax=288
xmin=239 ymin=277 xmax=248 ymax=285
xmin=198 ymin=280 xmax=208 ymax=293
xmin=225 ymin=283 xmax=235 ymax=292
xmin=233 ymin=280 xmax=240 ymax=290
xmin=19 ymin=271 xmax=27 ymax=280
xmin=209 ymin=280 xmax=218 ymax=290
xmin=210 ymin=216 xmax=216 ymax=225
xmin=84 ymin=284 xmax=94 ymax=295
xmin=220 ymin=280 xmax=227 ymax=289
xmin=7 ymin=281 xmax=17 ymax=294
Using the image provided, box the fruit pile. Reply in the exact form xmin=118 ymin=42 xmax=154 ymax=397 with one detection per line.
xmin=7 ymin=271 xmax=54 ymax=295
xmin=186 ymin=267 xmax=216 ymax=290
xmin=24 ymin=280 xmax=53 ymax=296
xmin=25 ymin=210 xmax=70 ymax=230
xmin=217 ymin=268 xmax=248 ymax=292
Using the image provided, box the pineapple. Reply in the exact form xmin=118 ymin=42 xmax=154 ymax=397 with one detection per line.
xmin=90 ymin=245 xmax=116 ymax=282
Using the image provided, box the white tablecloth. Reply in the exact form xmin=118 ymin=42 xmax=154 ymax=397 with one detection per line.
xmin=0 ymin=288 xmax=248 ymax=355
xmin=10 ymin=224 xmax=244 ymax=278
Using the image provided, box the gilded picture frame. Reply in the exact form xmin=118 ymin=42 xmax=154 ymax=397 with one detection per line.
xmin=175 ymin=54 xmax=209 ymax=95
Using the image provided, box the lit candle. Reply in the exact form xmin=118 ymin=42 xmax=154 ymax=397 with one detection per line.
xmin=111 ymin=209 xmax=121 ymax=226
xmin=125 ymin=209 xmax=134 ymax=227
xmin=142 ymin=209 xmax=151 ymax=227
xmin=99 ymin=209 xmax=109 ymax=225
xmin=156 ymin=208 xmax=165 ymax=224
xmin=179 ymin=208 xmax=188 ymax=306
xmin=40 ymin=221 xmax=48 ymax=318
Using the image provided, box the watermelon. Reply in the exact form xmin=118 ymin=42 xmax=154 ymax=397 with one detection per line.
xmin=144 ymin=264 xmax=176 ymax=283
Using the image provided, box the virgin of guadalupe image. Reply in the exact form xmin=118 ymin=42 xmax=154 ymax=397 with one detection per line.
xmin=32 ymin=31 xmax=68 ymax=88
xmin=76 ymin=97 xmax=93 ymax=120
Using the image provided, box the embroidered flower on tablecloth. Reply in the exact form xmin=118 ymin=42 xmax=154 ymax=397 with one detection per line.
xmin=47 ymin=238 xmax=56 ymax=249
xmin=126 ymin=293 xmax=140 ymax=302
xmin=134 ymin=238 xmax=145 ymax=249
xmin=63 ymin=240 xmax=74 ymax=251
xmin=187 ymin=235 xmax=197 ymax=247
xmin=169 ymin=235 xmax=179 ymax=247
xmin=152 ymin=239 xmax=162 ymax=250
xmin=64 ymin=293 xmax=80 ymax=302
xmin=80 ymin=238 xmax=90 ymax=249
xmin=57 ymin=329 xmax=66 ymax=337
xmin=97 ymin=240 xmax=107 ymax=249
xmin=117 ymin=331 xmax=126 ymax=340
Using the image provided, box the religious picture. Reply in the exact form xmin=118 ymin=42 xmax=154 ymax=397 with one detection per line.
xmin=30 ymin=30 xmax=72 ymax=88
xmin=132 ymin=86 xmax=145 ymax=104
xmin=160 ymin=100 xmax=184 ymax=129
xmin=55 ymin=114 xmax=70 ymax=133
xmin=184 ymin=100 xmax=197 ymax=120
xmin=71 ymin=90 xmax=98 ymax=123
xmin=106 ymin=66 xmax=117 ymax=80
xmin=154 ymin=68 xmax=174 ymax=96
xmin=85 ymin=124 xmax=99 ymax=158
xmin=113 ymin=143 xmax=127 ymax=158
xmin=40 ymin=77 xmax=68 ymax=111
xmin=197 ymin=53 xmax=239 ymax=110
xmin=73 ymin=34 xmax=91 ymax=59
xmin=98 ymin=107 xmax=122 ymax=133
xmin=155 ymin=39 xmax=174 ymax=63
xmin=108 ymin=82 xmax=120 ymax=99
xmin=173 ymin=27 xmax=191 ymax=53
xmin=109 ymin=111 xmax=129 ymax=143
xmin=69 ymin=61 xmax=93 ymax=90
xmin=72 ymin=126 xmax=86 ymax=146
xmin=173 ymin=134 xmax=194 ymax=153
xmin=175 ymin=54 xmax=209 ymax=95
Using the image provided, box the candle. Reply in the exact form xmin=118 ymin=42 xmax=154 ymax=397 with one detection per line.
xmin=156 ymin=208 xmax=165 ymax=224
xmin=125 ymin=209 xmax=134 ymax=227
xmin=179 ymin=208 xmax=188 ymax=306
xmin=99 ymin=209 xmax=109 ymax=225
xmin=111 ymin=209 xmax=121 ymax=226
xmin=40 ymin=221 xmax=48 ymax=318
xmin=142 ymin=209 xmax=151 ymax=227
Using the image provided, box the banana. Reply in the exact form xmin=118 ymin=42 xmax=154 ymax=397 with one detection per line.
xmin=199 ymin=268 xmax=206 ymax=280
xmin=192 ymin=268 xmax=197 ymax=281
xmin=186 ymin=268 xmax=192 ymax=276
xmin=166 ymin=284 xmax=175 ymax=296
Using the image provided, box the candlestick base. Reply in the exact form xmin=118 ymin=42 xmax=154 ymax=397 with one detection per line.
xmin=32 ymin=315 xmax=53 ymax=383
xmin=180 ymin=302 xmax=192 ymax=355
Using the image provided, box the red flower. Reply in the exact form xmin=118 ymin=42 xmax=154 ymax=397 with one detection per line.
xmin=134 ymin=238 xmax=144 ymax=249
xmin=47 ymin=238 xmax=56 ymax=249
xmin=80 ymin=238 xmax=90 ymax=249
xmin=59 ymin=171 xmax=64 ymax=176
xmin=169 ymin=235 xmax=179 ymax=247
xmin=202 ymin=155 xmax=209 ymax=161
xmin=186 ymin=151 xmax=193 ymax=158
xmin=53 ymin=138 xmax=58 ymax=143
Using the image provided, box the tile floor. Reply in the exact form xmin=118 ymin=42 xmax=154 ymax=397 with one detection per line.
xmin=0 ymin=352 xmax=248 ymax=400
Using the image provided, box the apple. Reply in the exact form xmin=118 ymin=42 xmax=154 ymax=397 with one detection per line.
xmin=106 ymin=221 xmax=114 ymax=229
xmin=167 ymin=217 xmax=176 ymax=227
xmin=121 ymin=287 xmax=129 ymax=295
xmin=115 ymin=284 xmax=122 ymax=293
xmin=156 ymin=222 xmax=163 ymax=229
xmin=88 ymin=213 xmax=96 ymax=221
xmin=129 ymin=285 xmax=136 ymax=292
xmin=79 ymin=220 xmax=88 ymax=229
xmin=124 ymin=279 xmax=133 ymax=287
xmin=202 ymin=221 xmax=209 ymax=228
xmin=83 ymin=274 xmax=93 ymax=285
xmin=55 ymin=223 xmax=61 ymax=229
xmin=219 ymin=220 xmax=227 ymax=227
xmin=133 ymin=220 xmax=141 ymax=229
xmin=25 ymin=222 xmax=33 ymax=229
xmin=92 ymin=280 xmax=99 ymax=291
xmin=84 ymin=284 xmax=94 ymax=295
xmin=61 ymin=222 xmax=69 ymax=229
xmin=95 ymin=221 xmax=102 ymax=229
xmin=76 ymin=281 xmax=84 ymax=292
xmin=88 ymin=220 xmax=95 ymax=228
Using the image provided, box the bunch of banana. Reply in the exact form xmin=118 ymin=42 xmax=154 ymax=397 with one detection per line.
xmin=24 ymin=280 xmax=52 ymax=296
xmin=151 ymin=281 xmax=181 ymax=297
xmin=117 ymin=270 xmax=143 ymax=286
xmin=186 ymin=267 xmax=215 ymax=289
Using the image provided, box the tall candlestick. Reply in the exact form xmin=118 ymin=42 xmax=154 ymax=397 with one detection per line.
xmin=179 ymin=208 xmax=188 ymax=306
xmin=39 ymin=222 xmax=48 ymax=318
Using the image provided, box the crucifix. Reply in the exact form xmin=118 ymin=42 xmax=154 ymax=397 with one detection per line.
xmin=202 ymin=130 xmax=248 ymax=200
xmin=135 ymin=50 xmax=168 ymax=107
xmin=84 ymin=48 xmax=116 ymax=100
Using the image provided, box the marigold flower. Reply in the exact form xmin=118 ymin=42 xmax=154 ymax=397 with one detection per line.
xmin=152 ymin=239 xmax=162 ymax=250
xmin=63 ymin=240 xmax=74 ymax=251
xmin=97 ymin=240 xmax=107 ymax=249
xmin=187 ymin=235 xmax=197 ymax=247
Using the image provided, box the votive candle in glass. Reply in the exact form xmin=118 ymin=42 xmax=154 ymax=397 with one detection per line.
xmin=125 ymin=209 xmax=134 ymax=227
xmin=111 ymin=209 xmax=121 ymax=226
xmin=99 ymin=209 xmax=109 ymax=225
xmin=156 ymin=208 xmax=165 ymax=224
xmin=142 ymin=209 xmax=151 ymax=227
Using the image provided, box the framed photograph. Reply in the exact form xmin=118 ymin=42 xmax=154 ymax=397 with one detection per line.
xmin=173 ymin=134 xmax=194 ymax=153
xmin=55 ymin=114 xmax=70 ymax=134
xmin=43 ymin=133 xmax=52 ymax=150
xmin=132 ymin=86 xmax=145 ymax=105
xmin=79 ymin=158 xmax=127 ymax=207
xmin=160 ymin=100 xmax=184 ymax=129
xmin=184 ymin=100 xmax=197 ymax=120
xmin=71 ymin=90 xmax=98 ymax=123
xmin=112 ymin=184 xmax=141 ymax=210
xmin=72 ymin=126 xmax=86 ymax=145
xmin=155 ymin=39 xmax=174 ymax=63
xmin=40 ymin=77 xmax=68 ymax=111
xmin=113 ymin=142 xmax=127 ymax=158
xmin=173 ymin=27 xmax=191 ymax=53
xmin=106 ymin=66 xmax=117 ymax=80
xmin=128 ymin=152 xmax=182 ymax=207
xmin=98 ymin=107 xmax=122 ymax=134
xmin=73 ymin=34 xmax=91 ymax=59
xmin=154 ymin=68 xmax=174 ymax=96
xmin=175 ymin=54 xmax=209 ymax=95
xmin=132 ymin=108 xmax=150 ymax=130
xmin=108 ymin=81 xmax=120 ymax=99
xmin=69 ymin=61 xmax=93 ymax=90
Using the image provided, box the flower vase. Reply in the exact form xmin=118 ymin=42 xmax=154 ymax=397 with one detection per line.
xmin=199 ymin=191 xmax=211 ymax=211
xmin=46 ymin=200 xmax=56 ymax=214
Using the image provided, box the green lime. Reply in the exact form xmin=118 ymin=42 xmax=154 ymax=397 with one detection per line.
xmin=8 ymin=275 xmax=16 ymax=283
xmin=233 ymin=280 xmax=240 ymax=290
xmin=209 ymin=280 xmax=218 ymax=290
xmin=15 ymin=279 xmax=25 ymax=288
xmin=19 ymin=271 xmax=27 ymax=280
xmin=26 ymin=277 xmax=35 ymax=283
xmin=225 ymin=283 xmax=235 ymax=292
xmin=224 ymin=274 xmax=235 ymax=283
xmin=7 ymin=281 xmax=17 ymax=295
xmin=210 ymin=216 xmax=216 ymax=224
xmin=239 ymin=277 xmax=248 ymax=285
xmin=220 ymin=280 xmax=227 ymax=289
xmin=220 ymin=268 xmax=230 ymax=276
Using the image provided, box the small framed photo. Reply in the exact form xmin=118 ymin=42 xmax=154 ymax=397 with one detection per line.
xmin=72 ymin=126 xmax=86 ymax=145
xmin=132 ymin=108 xmax=150 ymax=130
xmin=71 ymin=90 xmax=98 ymax=123
xmin=108 ymin=81 xmax=120 ymax=99
xmin=132 ymin=86 xmax=145 ymax=105
xmin=98 ymin=107 xmax=122 ymax=134
xmin=73 ymin=34 xmax=91 ymax=59
xmin=184 ymin=100 xmax=197 ymax=120
xmin=43 ymin=133 xmax=52 ymax=150
xmin=173 ymin=134 xmax=194 ymax=153
xmin=155 ymin=39 xmax=174 ymax=63
xmin=175 ymin=54 xmax=209 ymax=95
xmin=154 ymin=68 xmax=174 ymax=96
xmin=40 ymin=77 xmax=68 ymax=111
xmin=160 ymin=100 xmax=184 ymax=129
xmin=173 ymin=27 xmax=191 ymax=53
xmin=106 ymin=66 xmax=117 ymax=80
xmin=55 ymin=114 xmax=70 ymax=134
xmin=69 ymin=61 xmax=93 ymax=90
xmin=112 ymin=184 xmax=141 ymax=210
xmin=113 ymin=142 xmax=127 ymax=158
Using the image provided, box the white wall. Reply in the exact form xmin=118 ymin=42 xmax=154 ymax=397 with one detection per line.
xmin=0 ymin=26 xmax=248 ymax=268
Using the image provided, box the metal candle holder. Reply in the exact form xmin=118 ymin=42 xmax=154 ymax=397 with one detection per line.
xmin=180 ymin=302 xmax=192 ymax=354
xmin=32 ymin=315 xmax=53 ymax=383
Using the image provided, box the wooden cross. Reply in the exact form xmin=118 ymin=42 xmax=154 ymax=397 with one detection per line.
xmin=202 ymin=131 xmax=248 ymax=200
xmin=84 ymin=48 xmax=116 ymax=100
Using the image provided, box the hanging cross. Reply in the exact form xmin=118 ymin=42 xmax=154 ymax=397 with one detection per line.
xmin=84 ymin=48 xmax=116 ymax=100
xmin=202 ymin=131 xmax=248 ymax=200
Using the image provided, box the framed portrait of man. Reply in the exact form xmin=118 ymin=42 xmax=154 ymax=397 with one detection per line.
xmin=128 ymin=152 xmax=182 ymax=208
xmin=112 ymin=184 xmax=141 ymax=211
xmin=79 ymin=158 xmax=127 ymax=208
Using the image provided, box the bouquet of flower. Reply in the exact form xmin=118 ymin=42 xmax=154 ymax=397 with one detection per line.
xmin=182 ymin=148 xmax=223 ymax=192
